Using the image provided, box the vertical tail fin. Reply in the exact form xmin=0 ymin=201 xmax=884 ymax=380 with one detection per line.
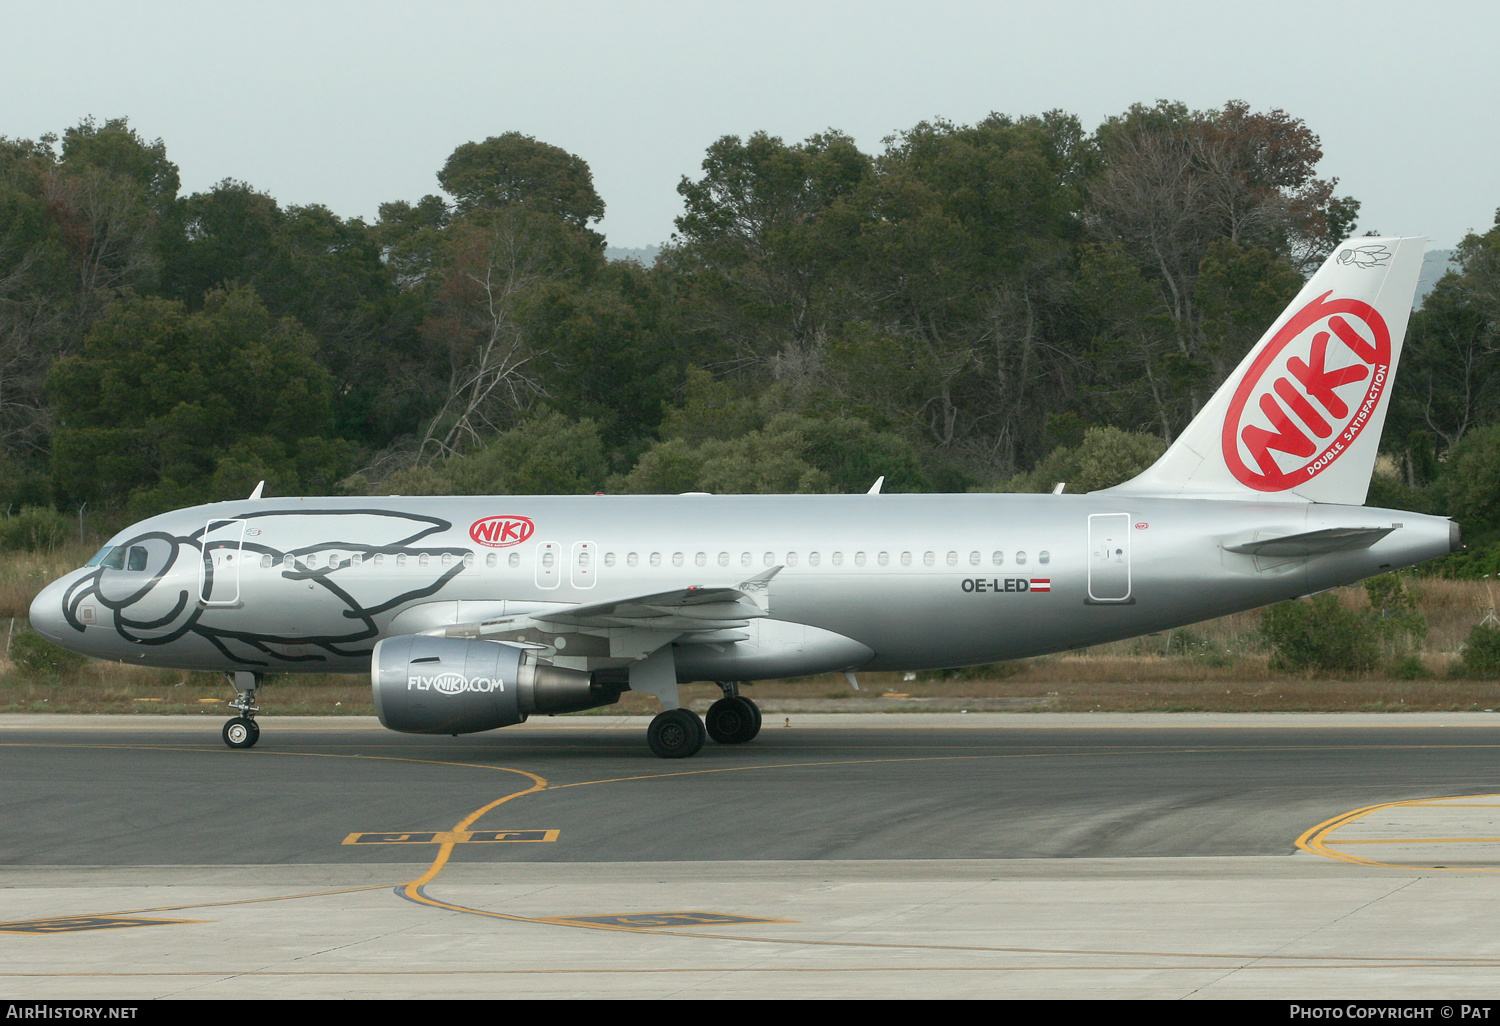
xmin=1104 ymin=236 xmax=1426 ymax=504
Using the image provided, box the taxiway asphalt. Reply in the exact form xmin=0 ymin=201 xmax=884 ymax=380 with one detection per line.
xmin=5 ymin=712 xmax=1500 ymax=998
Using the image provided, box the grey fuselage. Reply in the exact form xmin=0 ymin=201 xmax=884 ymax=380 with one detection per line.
xmin=29 ymin=493 xmax=1458 ymax=681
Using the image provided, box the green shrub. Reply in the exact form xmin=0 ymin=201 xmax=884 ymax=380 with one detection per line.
xmin=1390 ymin=654 xmax=1430 ymax=680
xmin=1457 ymin=623 xmax=1500 ymax=679
xmin=8 ymin=630 xmax=88 ymax=678
xmin=0 ymin=507 xmax=73 ymax=552
xmin=1259 ymin=594 xmax=1381 ymax=673
xmin=1363 ymin=573 xmax=1427 ymax=656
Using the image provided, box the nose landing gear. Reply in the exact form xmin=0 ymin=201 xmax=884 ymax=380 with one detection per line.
xmin=222 ymin=672 xmax=262 ymax=749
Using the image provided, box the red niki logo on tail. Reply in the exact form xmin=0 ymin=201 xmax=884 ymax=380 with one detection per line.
xmin=469 ymin=515 xmax=535 ymax=548
xmin=1221 ymin=291 xmax=1392 ymax=492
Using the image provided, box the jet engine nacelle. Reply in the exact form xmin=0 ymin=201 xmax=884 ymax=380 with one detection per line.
xmin=372 ymin=635 xmax=609 ymax=735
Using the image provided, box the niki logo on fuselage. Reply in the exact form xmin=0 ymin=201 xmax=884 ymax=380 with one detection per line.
xmin=469 ymin=515 xmax=534 ymax=548
xmin=1222 ymin=291 xmax=1391 ymax=492
xmin=61 ymin=509 xmax=471 ymax=667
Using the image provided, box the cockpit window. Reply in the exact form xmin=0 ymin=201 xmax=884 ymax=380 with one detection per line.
xmin=87 ymin=546 xmax=127 ymax=570
xmin=126 ymin=546 xmax=148 ymax=572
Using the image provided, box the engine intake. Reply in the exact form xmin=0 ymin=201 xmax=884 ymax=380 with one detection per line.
xmin=372 ymin=635 xmax=611 ymax=735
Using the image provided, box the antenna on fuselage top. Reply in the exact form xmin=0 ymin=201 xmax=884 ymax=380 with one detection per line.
xmin=866 ymin=477 xmax=884 ymax=495
xmin=248 ymin=480 xmax=265 ymax=500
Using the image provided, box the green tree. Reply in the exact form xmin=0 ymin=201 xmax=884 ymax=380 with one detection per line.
xmin=438 ymin=133 xmax=605 ymax=228
xmin=379 ymin=411 xmax=609 ymax=495
xmin=1390 ymin=211 xmax=1500 ymax=464
xmin=159 ymin=181 xmax=422 ymax=447
xmin=47 ymin=286 xmax=349 ymax=514
xmin=671 ymin=130 xmax=872 ymax=388
xmin=1440 ymin=425 xmax=1500 ymax=537
xmin=1083 ymin=100 xmax=1358 ymax=434
xmin=1259 ymin=594 xmax=1380 ymax=673
xmin=984 ymin=426 xmax=1165 ymax=493
xmin=620 ymin=412 xmax=928 ymax=495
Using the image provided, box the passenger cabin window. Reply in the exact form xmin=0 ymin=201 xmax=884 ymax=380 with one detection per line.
xmin=832 ymin=552 xmax=843 ymax=566
xmin=946 ymin=551 xmax=958 ymax=566
xmin=462 ymin=552 xmax=473 ymax=568
xmin=672 ymin=552 xmax=684 ymax=567
xmin=718 ymin=552 xmax=730 ymax=567
xmin=650 ymin=552 xmax=661 ymax=567
xmin=741 ymin=552 xmax=752 ymax=567
xmin=855 ymin=552 xmax=867 ymax=566
xmin=1016 ymin=551 xmax=1027 ymax=565
xmin=900 ymin=552 xmax=911 ymax=566
xmin=261 ymin=554 xmax=273 ymax=569
xmin=969 ymin=551 xmax=981 ymax=566
xmin=395 ymin=554 xmax=406 ymax=568
xmin=487 ymin=552 xmax=498 ymax=568
xmin=627 ymin=553 xmax=638 ymax=567
xmin=695 ymin=552 xmax=706 ymax=567
xmin=420 ymin=554 xmax=431 ymax=568
xmin=992 ymin=551 xmax=1004 ymax=566
xmin=508 ymin=552 xmax=520 ymax=568
xmin=604 ymin=552 xmax=616 ymax=567
xmin=877 ymin=552 xmax=889 ymax=566
xmin=924 ymin=551 xmax=935 ymax=566
xmin=1039 ymin=551 xmax=1050 ymax=564
xmin=786 ymin=552 xmax=798 ymax=567
xmin=809 ymin=552 xmax=820 ymax=566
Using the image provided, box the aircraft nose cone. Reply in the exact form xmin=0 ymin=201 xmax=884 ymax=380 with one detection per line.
xmin=29 ymin=578 xmax=69 ymax=641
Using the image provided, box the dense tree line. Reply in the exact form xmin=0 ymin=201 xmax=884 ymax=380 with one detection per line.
xmin=0 ymin=106 xmax=1497 ymax=565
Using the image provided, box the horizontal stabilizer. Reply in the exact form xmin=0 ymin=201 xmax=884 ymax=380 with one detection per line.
xmin=1223 ymin=526 xmax=1395 ymax=557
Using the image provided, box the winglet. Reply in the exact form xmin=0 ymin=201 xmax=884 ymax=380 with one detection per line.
xmin=867 ymin=476 xmax=885 ymax=495
xmin=248 ymin=481 xmax=265 ymax=500
xmin=737 ymin=565 xmax=782 ymax=612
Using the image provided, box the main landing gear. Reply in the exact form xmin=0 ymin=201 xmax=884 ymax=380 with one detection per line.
xmin=645 ymin=682 xmax=761 ymax=759
xmin=222 ymin=672 xmax=262 ymax=749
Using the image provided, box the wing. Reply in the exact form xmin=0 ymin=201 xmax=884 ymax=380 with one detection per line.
xmin=403 ymin=567 xmax=784 ymax=669
xmin=531 ymin=566 xmax=780 ymax=630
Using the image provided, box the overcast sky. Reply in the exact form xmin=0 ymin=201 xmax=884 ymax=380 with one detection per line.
xmin=3 ymin=1 xmax=1495 ymax=250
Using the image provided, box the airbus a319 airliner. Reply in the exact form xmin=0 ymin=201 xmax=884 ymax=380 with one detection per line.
xmin=30 ymin=237 xmax=1459 ymax=757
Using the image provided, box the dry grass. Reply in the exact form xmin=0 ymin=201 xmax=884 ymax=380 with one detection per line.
xmin=0 ymin=542 xmax=95 ymax=620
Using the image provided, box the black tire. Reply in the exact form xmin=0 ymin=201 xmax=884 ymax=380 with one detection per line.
xmin=739 ymin=696 xmax=762 ymax=741
xmin=222 ymin=717 xmax=259 ymax=749
xmin=706 ymin=696 xmax=759 ymax=744
xmin=647 ymin=708 xmax=705 ymax=759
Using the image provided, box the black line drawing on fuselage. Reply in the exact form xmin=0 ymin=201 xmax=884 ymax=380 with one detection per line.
xmin=62 ymin=508 xmax=471 ymax=667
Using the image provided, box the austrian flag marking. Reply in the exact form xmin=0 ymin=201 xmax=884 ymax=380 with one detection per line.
xmin=1030 ymin=579 xmax=1051 ymax=592
xmin=469 ymin=515 xmax=535 ymax=548
xmin=1221 ymin=291 xmax=1392 ymax=492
